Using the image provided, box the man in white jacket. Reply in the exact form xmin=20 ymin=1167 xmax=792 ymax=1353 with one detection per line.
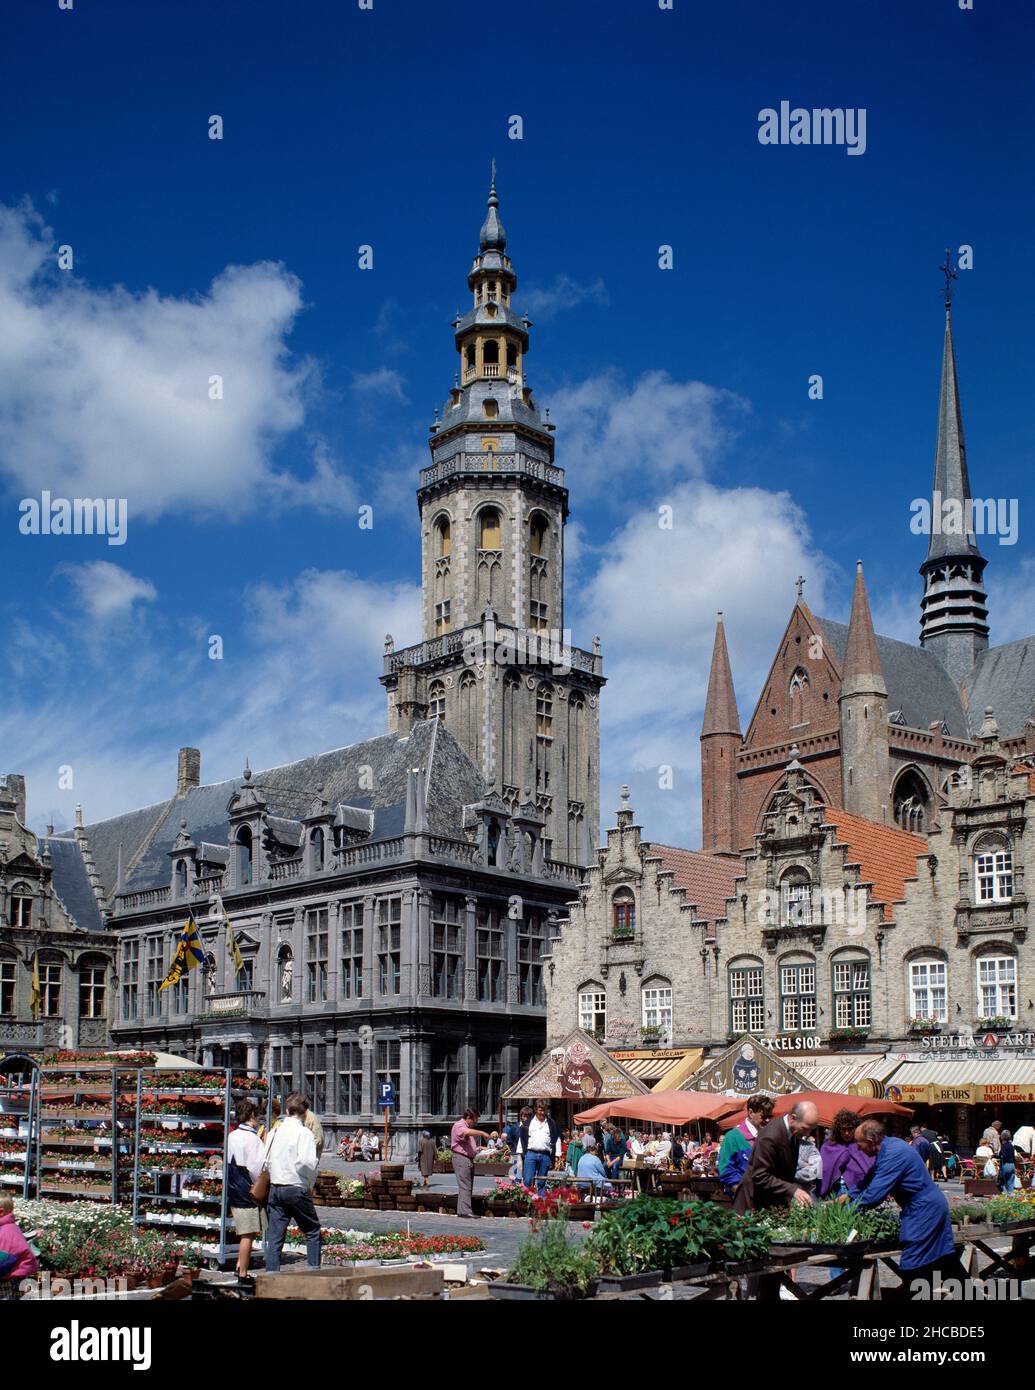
xmin=265 ymin=1091 xmax=322 ymax=1273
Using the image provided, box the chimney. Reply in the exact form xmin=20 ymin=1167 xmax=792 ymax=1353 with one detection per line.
xmin=177 ymin=747 xmax=201 ymax=796
xmin=0 ymin=773 xmax=27 ymax=825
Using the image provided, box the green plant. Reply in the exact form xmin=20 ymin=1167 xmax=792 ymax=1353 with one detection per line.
xmin=979 ymin=1016 xmax=1014 ymax=1030
xmin=505 ymin=1218 xmax=599 ymax=1298
xmin=585 ymin=1196 xmax=770 ymax=1274
xmin=763 ymin=1198 xmax=899 ymax=1245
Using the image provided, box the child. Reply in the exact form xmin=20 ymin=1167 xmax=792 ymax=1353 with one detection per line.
xmin=0 ymin=1196 xmax=38 ymax=1300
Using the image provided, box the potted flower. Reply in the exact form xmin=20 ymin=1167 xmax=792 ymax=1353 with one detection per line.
xmin=489 ymin=1218 xmax=599 ymax=1300
xmin=979 ymin=1016 xmax=1014 ymax=1032
xmin=907 ymin=1016 xmax=942 ymax=1035
xmin=829 ymin=1026 xmax=870 ymax=1045
xmin=640 ymin=1024 xmax=666 ymax=1047
xmin=336 ymin=1176 xmax=368 ymax=1208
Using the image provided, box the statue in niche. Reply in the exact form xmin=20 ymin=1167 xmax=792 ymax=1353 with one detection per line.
xmin=280 ymin=950 xmax=293 ymax=1002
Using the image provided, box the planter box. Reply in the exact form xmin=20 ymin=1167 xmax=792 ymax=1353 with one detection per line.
xmin=965 ymin=1179 xmax=998 ymax=1197
xmin=342 ymin=1198 xmax=366 ymax=1209
xmin=487 ymin=1282 xmax=557 ymax=1301
xmin=668 ymin=1261 xmax=714 ymax=1282
xmin=473 ymin=1162 xmax=511 ymax=1177
xmin=594 ymin=1268 xmax=665 ymax=1293
xmin=380 ymin=1164 xmax=405 ymax=1181
xmin=395 ymin=1198 xmax=417 ymax=1211
xmin=433 ymin=1160 xmax=454 ymax=1174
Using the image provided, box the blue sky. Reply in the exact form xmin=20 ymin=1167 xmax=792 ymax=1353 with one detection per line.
xmin=1 ymin=0 xmax=1032 ymax=844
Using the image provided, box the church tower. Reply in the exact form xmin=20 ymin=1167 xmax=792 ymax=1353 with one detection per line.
xmin=700 ymin=614 xmax=742 ymax=857
xmin=380 ymin=173 xmax=605 ymax=865
xmin=839 ymin=561 xmax=891 ymax=822
xmin=918 ymin=291 xmax=990 ymax=686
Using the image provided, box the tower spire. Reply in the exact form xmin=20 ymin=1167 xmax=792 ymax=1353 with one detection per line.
xmin=842 ymin=561 xmax=886 ymax=696
xmin=918 ymin=277 xmax=989 ymax=685
xmin=700 ymin=614 xmax=742 ymax=857
xmin=702 ymin=613 xmax=741 ymax=736
xmin=839 ymin=561 xmax=890 ymax=823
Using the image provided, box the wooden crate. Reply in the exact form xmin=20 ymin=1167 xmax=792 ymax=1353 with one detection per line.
xmin=256 ymin=1266 xmax=444 ymax=1300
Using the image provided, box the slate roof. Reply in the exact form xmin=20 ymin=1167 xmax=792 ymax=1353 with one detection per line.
xmin=52 ymin=720 xmax=486 ymax=897
xmin=42 ymin=836 xmax=105 ymax=933
xmin=824 ymin=808 xmax=928 ymax=922
xmin=815 ymin=617 xmax=969 ymax=738
xmin=965 ymin=638 xmax=1035 ymax=739
xmin=646 ymin=844 xmax=743 ymax=924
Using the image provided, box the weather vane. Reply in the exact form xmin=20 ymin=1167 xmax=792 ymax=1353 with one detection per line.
xmin=490 ymin=156 xmax=496 ymax=192
xmin=940 ymin=247 xmax=958 ymax=310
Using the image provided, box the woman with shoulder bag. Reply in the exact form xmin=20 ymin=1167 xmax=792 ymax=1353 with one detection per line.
xmin=226 ymin=1099 xmax=271 ymax=1279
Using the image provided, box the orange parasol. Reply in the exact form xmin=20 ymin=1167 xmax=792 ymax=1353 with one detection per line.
xmin=575 ymin=1092 xmax=744 ymax=1127
xmin=717 ymin=1090 xmax=912 ymax=1131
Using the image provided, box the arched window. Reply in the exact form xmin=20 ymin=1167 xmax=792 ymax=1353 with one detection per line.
xmin=612 ymin=888 xmax=635 ymax=939
xmin=428 ymin=681 xmax=446 ymax=721
xmin=435 ymin=516 xmax=451 ymax=558
xmin=974 ymin=838 xmax=1013 ymax=903
xmin=578 ymin=984 xmax=606 ymax=1037
xmin=789 ymin=668 xmax=809 ymax=726
xmin=831 ymin=953 xmax=871 ymax=1030
xmin=501 ymin=674 xmax=520 ymax=787
xmin=568 ymin=695 xmax=585 ymax=801
xmin=458 ymin=672 xmax=478 ymax=760
xmin=311 ymin=827 xmax=325 ymax=870
xmin=977 ymin=954 xmax=1017 ymax=1020
xmin=479 ymin=508 xmax=501 ymax=549
xmin=780 ymin=868 xmax=812 ymax=927
xmin=486 ymin=819 xmax=500 ymax=867
xmin=641 ymin=979 xmax=672 ymax=1040
xmin=9 ymin=883 xmax=32 ymax=929
xmin=175 ymin=860 xmax=188 ymax=896
xmin=729 ymin=960 xmax=765 ymax=1034
xmin=529 ymin=514 xmax=547 ymax=556
xmin=779 ymin=956 xmax=816 ymax=1032
xmin=894 ymin=769 xmax=931 ymax=833
xmin=908 ymin=956 xmax=947 ymax=1023
xmin=236 ymin=826 xmax=253 ymax=887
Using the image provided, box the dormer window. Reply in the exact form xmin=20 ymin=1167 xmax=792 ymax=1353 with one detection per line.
xmin=612 ymin=888 xmax=635 ymax=939
xmin=780 ymin=869 xmax=812 ymax=927
xmin=487 ymin=819 xmax=500 ymax=867
xmin=236 ymin=826 xmax=253 ymax=887
xmin=975 ymin=846 xmax=1013 ymax=903
xmin=10 ymin=885 xmax=32 ymax=929
xmin=311 ymin=827 xmax=325 ymax=871
xmin=175 ymin=860 xmax=188 ymax=896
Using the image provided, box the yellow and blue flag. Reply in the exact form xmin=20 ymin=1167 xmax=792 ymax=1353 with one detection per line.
xmin=30 ymin=951 xmax=42 ymax=1021
xmin=213 ymin=894 xmax=245 ymax=975
xmin=159 ymin=914 xmax=205 ymax=990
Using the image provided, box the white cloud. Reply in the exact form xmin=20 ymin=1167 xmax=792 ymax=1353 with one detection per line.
xmin=351 ymin=367 xmax=408 ymax=402
xmin=0 ymin=200 xmax=331 ymax=522
xmin=574 ymin=480 xmax=835 ymax=846
xmin=548 ymin=369 xmax=747 ymax=498
xmin=59 ymin=560 xmax=157 ymax=622
xmin=521 ymin=275 xmax=609 ymax=322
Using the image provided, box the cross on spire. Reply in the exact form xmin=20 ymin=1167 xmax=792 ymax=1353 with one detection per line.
xmin=940 ymin=247 xmax=958 ymax=310
xmin=795 ymin=575 xmax=806 ymax=600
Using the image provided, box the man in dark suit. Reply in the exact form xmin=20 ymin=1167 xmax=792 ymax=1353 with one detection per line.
xmin=733 ymin=1100 xmax=820 ymax=1214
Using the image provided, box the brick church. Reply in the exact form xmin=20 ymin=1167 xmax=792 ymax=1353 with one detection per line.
xmin=700 ymin=299 xmax=1035 ymax=857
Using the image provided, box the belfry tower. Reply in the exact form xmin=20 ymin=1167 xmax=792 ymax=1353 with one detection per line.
xmin=380 ymin=173 xmax=605 ymax=865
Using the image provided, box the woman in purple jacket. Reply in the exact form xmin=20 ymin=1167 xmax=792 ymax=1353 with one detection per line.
xmin=819 ymin=1109 xmax=875 ymax=1197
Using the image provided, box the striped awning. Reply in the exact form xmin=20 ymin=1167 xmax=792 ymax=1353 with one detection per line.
xmin=887 ymin=1058 xmax=1035 ymax=1087
xmin=605 ymin=1049 xmax=704 ymax=1091
xmin=789 ymin=1054 xmax=899 ymax=1094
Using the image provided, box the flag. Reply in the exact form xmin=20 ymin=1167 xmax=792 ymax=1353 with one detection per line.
xmin=159 ymin=915 xmax=205 ymax=990
xmin=30 ymin=952 xmax=42 ymax=1022
xmin=214 ymin=894 xmax=245 ymax=975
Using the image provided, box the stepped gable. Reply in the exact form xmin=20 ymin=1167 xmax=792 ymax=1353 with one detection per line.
xmin=645 ymin=843 xmax=742 ymax=924
xmin=823 ymin=807 xmax=928 ymax=921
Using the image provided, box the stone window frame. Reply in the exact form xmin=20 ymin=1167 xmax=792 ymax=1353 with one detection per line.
xmin=974 ymin=950 xmax=1018 ymax=1020
xmin=174 ymin=859 xmax=189 ymax=899
xmin=906 ymin=952 xmax=949 ymax=1024
xmin=830 ymin=949 xmax=872 ymax=1030
xmin=611 ymin=887 xmax=636 ymax=940
xmin=37 ymin=951 xmax=64 ymax=1019
xmin=0 ymin=953 xmax=16 ymax=1015
xmin=9 ymin=882 xmax=33 ymax=929
xmin=235 ymin=825 xmax=254 ymax=887
xmin=428 ymin=680 xmax=447 ymax=721
xmin=338 ymin=1037 xmax=365 ymax=1115
xmin=433 ymin=511 xmax=452 ymax=559
xmin=144 ymin=935 xmax=165 ymax=1018
xmin=476 ymin=904 xmax=505 ymax=1003
xmin=972 ymin=833 xmax=1014 ymax=905
xmin=779 ymin=865 xmax=813 ymax=927
xmin=477 ymin=504 xmax=503 ymax=550
xmin=431 ymin=895 xmax=464 ymax=1001
xmin=728 ymin=956 xmax=765 ymax=1035
xmin=120 ymin=936 xmax=140 ymax=1021
xmin=788 ymin=666 xmax=810 ymax=727
xmin=376 ymin=896 xmax=402 ymax=997
xmin=340 ymin=901 xmax=364 ymax=1001
xmin=578 ymin=982 xmax=607 ymax=1035
xmin=778 ymin=953 xmax=817 ymax=1033
xmin=641 ymin=977 xmax=673 ymax=1039
xmin=77 ymin=955 xmax=108 ymax=1020
xmin=303 ymin=1040 xmax=327 ymax=1113
xmin=305 ymin=906 xmax=329 ymax=1004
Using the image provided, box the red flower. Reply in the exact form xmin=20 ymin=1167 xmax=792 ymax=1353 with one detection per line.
xmin=669 ymin=1215 xmax=681 ymax=1227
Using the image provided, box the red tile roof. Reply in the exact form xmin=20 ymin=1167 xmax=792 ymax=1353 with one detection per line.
xmin=823 ymin=808 xmax=927 ymax=921
xmin=647 ymin=844 xmax=743 ymax=924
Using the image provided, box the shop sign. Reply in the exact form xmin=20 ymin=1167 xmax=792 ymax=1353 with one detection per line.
xmin=919 ymin=1031 xmax=1035 ymax=1059
xmin=759 ymin=1035 xmax=824 ymax=1052
xmin=980 ymin=1085 xmax=1035 ymax=1104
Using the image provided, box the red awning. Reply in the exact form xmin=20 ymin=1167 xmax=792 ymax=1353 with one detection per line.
xmin=718 ymin=1090 xmax=912 ymax=1130
xmin=575 ymin=1092 xmax=743 ymax=1126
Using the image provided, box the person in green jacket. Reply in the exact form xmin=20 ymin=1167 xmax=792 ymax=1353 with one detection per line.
xmin=718 ymin=1094 xmax=773 ymax=1196
xmin=565 ymin=1128 xmax=589 ymax=1178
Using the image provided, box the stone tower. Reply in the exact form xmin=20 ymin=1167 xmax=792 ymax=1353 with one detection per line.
xmin=918 ymin=302 xmax=989 ymax=685
xmin=839 ymin=561 xmax=891 ymax=822
xmin=700 ymin=613 xmax=742 ymax=857
xmin=380 ymin=173 xmax=605 ymax=864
